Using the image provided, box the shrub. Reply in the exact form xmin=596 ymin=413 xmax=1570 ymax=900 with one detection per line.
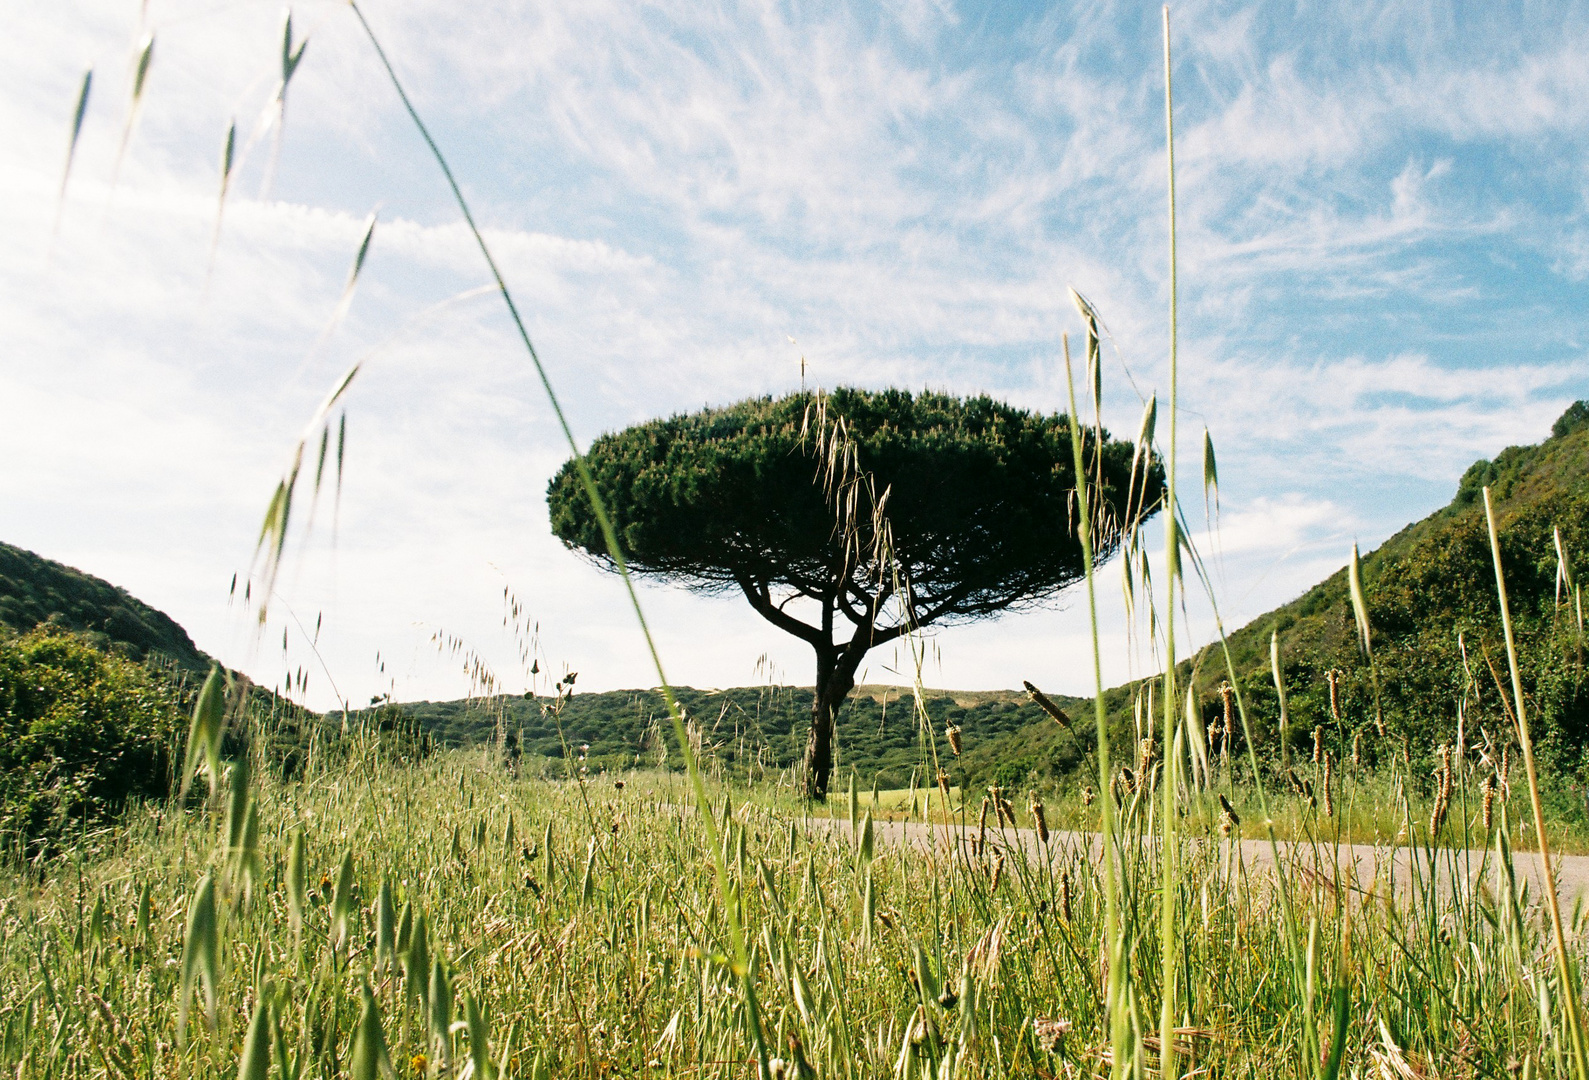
xmin=0 ymin=627 xmax=185 ymax=856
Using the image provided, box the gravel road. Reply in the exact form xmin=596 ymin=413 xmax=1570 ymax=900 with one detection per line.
xmin=806 ymin=816 xmax=1589 ymax=902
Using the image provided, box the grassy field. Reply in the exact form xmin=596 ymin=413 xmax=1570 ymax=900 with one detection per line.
xmin=0 ymin=728 xmax=1584 ymax=1079
xmin=839 ymin=770 xmax=1589 ymax=853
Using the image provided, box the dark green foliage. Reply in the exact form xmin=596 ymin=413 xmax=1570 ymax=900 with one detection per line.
xmin=548 ymin=388 xmax=1153 ymax=618
xmin=0 ymin=627 xmax=186 ymax=855
xmin=0 ymin=541 xmax=208 ymax=672
xmin=377 ymin=684 xmax=1085 ymax=789
xmin=0 ymin=622 xmax=431 ymax=858
xmin=1553 ymin=400 xmax=1589 ymax=440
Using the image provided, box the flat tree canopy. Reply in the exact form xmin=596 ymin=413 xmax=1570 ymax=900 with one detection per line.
xmin=548 ymin=387 xmax=1161 ymax=796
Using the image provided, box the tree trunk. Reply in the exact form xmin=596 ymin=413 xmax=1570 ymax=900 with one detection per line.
xmin=804 ymin=650 xmax=858 ymax=800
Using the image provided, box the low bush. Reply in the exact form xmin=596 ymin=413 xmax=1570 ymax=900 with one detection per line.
xmin=0 ymin=627 xmax=186 ymax=856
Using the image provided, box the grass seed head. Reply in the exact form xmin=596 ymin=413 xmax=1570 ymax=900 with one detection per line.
xmin=1322 ymin=753 xmax=1335 ymax=817
xmin=1431 ymin=789 xmax=1451 ymax=838
xmin=1029 ymin=794 xmax=1049 ymax=844
xmin=1024 ymin=681 xmax=1072 ymax=727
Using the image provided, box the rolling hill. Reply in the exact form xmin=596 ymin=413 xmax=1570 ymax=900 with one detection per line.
xmin=0 ymin=542 xmax=209 ymax=671
xmin=954 ymin=400 xmax=1589 ymax=790
xmin=374 ymin=682 xmax=1086 ymax=790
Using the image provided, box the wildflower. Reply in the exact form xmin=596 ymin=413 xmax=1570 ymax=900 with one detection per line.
xmin=1080 ymin=785 xmax=1096 ymax=808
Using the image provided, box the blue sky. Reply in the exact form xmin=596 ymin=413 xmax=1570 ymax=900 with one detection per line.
xmin=2 ymin=0 xmax=1586 ymax=710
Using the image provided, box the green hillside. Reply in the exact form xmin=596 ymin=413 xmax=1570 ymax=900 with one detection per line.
xmin=1213 ymin=401 xmax=1589 ymax=762
xmin=0 ymin=542 xmax=209 ymax=672
xmin=375 ymin=682 xmax=1086 ymax=789
xmin=958 ymin=400 xmax=1589 ymax=790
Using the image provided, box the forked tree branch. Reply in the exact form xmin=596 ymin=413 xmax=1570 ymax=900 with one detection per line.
xmin=736 ymin=575 xmax=825 ymax=647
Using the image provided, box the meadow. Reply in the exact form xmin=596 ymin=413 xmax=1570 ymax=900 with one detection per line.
xmin=1 ymin=705 xmax=1583 ymax=1080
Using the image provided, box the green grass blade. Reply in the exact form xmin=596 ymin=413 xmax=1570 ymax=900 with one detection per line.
xmin=1485 ymin=486 xmax=1589 ymax=1080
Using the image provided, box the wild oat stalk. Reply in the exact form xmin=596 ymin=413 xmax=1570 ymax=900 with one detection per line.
xmin=1485 ymin=486 xmax=1589 ymax=1080
xmin=53 ymin=69 xmax=92 ymax=237
xmin=1061 ymin=334 xmax=1126 ymax=1077
xmin=1160 ymin=458 xmax=1317 ymax=1071
xmin=341 ymin=6 xmax=770 ymax=1073
xmin=1157 ymin=12 xmax=1182 ymax=1078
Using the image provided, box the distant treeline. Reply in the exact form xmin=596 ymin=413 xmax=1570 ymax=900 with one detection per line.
xmin=362 ymin=684 xmax=1087 ymax=791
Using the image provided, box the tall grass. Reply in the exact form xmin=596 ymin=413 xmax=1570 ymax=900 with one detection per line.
xmin=2 ymin=717 xmax=1585 ymax=1077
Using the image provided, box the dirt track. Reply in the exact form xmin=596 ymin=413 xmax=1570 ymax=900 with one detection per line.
xmin=806 ymin=816 xmax=1589 ymax=902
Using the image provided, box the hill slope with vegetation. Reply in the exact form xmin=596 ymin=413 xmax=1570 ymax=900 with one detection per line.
xmin=379 ymin=682 xmax=1085 ymax=790
xmin=958 ymin=401 xmax=1589 ymax=791
xmin=0 ymin=541 xmax=209 ymax=671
